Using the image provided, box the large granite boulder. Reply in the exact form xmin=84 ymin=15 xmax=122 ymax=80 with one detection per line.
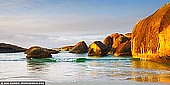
xmin=131 ymin=3 xmax=170 ymax=62
xmin=69 ymin=41 xmax=88 ymax=54
xmin=0 ymin=43 xmax=26 ymax=53
xmin=88 ymin=41 xmax=109 ymax=56
xmin=103 ymin=33 xmax=131 ymax=56
xmin=26 ymin=46 xmax=52 ymax=59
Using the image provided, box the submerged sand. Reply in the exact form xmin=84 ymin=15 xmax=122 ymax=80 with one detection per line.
xmin=46 ymin=81 xmax=169 ymax=85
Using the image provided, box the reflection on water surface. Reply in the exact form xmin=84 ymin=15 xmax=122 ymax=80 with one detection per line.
xmin=0 ymin=53 xmax=170 ymax=83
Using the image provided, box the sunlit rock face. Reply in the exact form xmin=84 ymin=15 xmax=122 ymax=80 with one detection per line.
xmin=124 ymin=33 xmax=132 ymax=40
xmin=131 ymin=3 xmax=170 ymax=62
xmin=88 ymin=41 xmax=109 ymax=56
xmin=103 ymin=33 xmax=131 ymax=56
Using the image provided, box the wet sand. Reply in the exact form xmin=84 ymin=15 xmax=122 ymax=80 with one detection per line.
xmin=46 ymin=81 xmax=170 ymax=85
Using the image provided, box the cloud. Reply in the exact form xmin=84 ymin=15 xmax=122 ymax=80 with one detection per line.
xmin=0 ymin=0 xmax=168 ymax=47
xmin=0 ymin=15 xmax=135 ymax=36
xmin=0 ymin=28 xmax=107 ymax=48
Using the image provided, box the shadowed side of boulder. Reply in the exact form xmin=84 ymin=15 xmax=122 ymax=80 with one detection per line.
xmin=103 ymin=36 xmax=113 ymax=48
xmin=114 ymin=41 xmax=131 ymax=56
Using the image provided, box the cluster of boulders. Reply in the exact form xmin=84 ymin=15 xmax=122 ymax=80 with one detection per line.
xmin=24 ymin=33 xmax=132 ymax=59
xmin=58 ymin=33 xmax=131 ymax=57
xmin=0 ymin=32 xmax=132 ymax=59
xmin=103 ymin=33 xmax=131 ymax=56
xmin=87 ymin=33 xmax=131 ymax=56
xmin=62 ymin=34 xmax=130 ymax=56
xmin=24 ymin=41 xmax=88 ymax=59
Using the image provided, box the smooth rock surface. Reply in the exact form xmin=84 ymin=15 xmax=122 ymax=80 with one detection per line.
xmin=131 ymin=3 xmax=170 ymax=62
xmin=26 ymin=46 xmax=52 ymax=59
xmin=69 ymin=41 xmax=88 ymax=54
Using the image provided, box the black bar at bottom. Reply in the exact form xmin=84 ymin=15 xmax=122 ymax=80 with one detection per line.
xmin=0 ymin=81 xmax=45 ymax=85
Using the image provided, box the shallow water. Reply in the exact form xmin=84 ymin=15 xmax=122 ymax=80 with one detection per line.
xmin=0 ymin=52 xmax=170 ymax=83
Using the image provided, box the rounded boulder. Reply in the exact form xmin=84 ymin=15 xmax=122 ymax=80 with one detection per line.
xmin=69 ymin=41 xmax=88 ymax=54
xmin=88 ymin=41 xmax=109 ymax=56
xmin=26 ymin=46 xmax=52 ymax=59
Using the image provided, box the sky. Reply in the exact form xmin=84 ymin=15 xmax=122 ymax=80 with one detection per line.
xmin=0 ymin=0 xmax=169 ymax=48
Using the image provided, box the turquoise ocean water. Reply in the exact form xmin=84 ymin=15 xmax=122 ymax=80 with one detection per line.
xmin=0 ymin=52 xmax=170 ymax=83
